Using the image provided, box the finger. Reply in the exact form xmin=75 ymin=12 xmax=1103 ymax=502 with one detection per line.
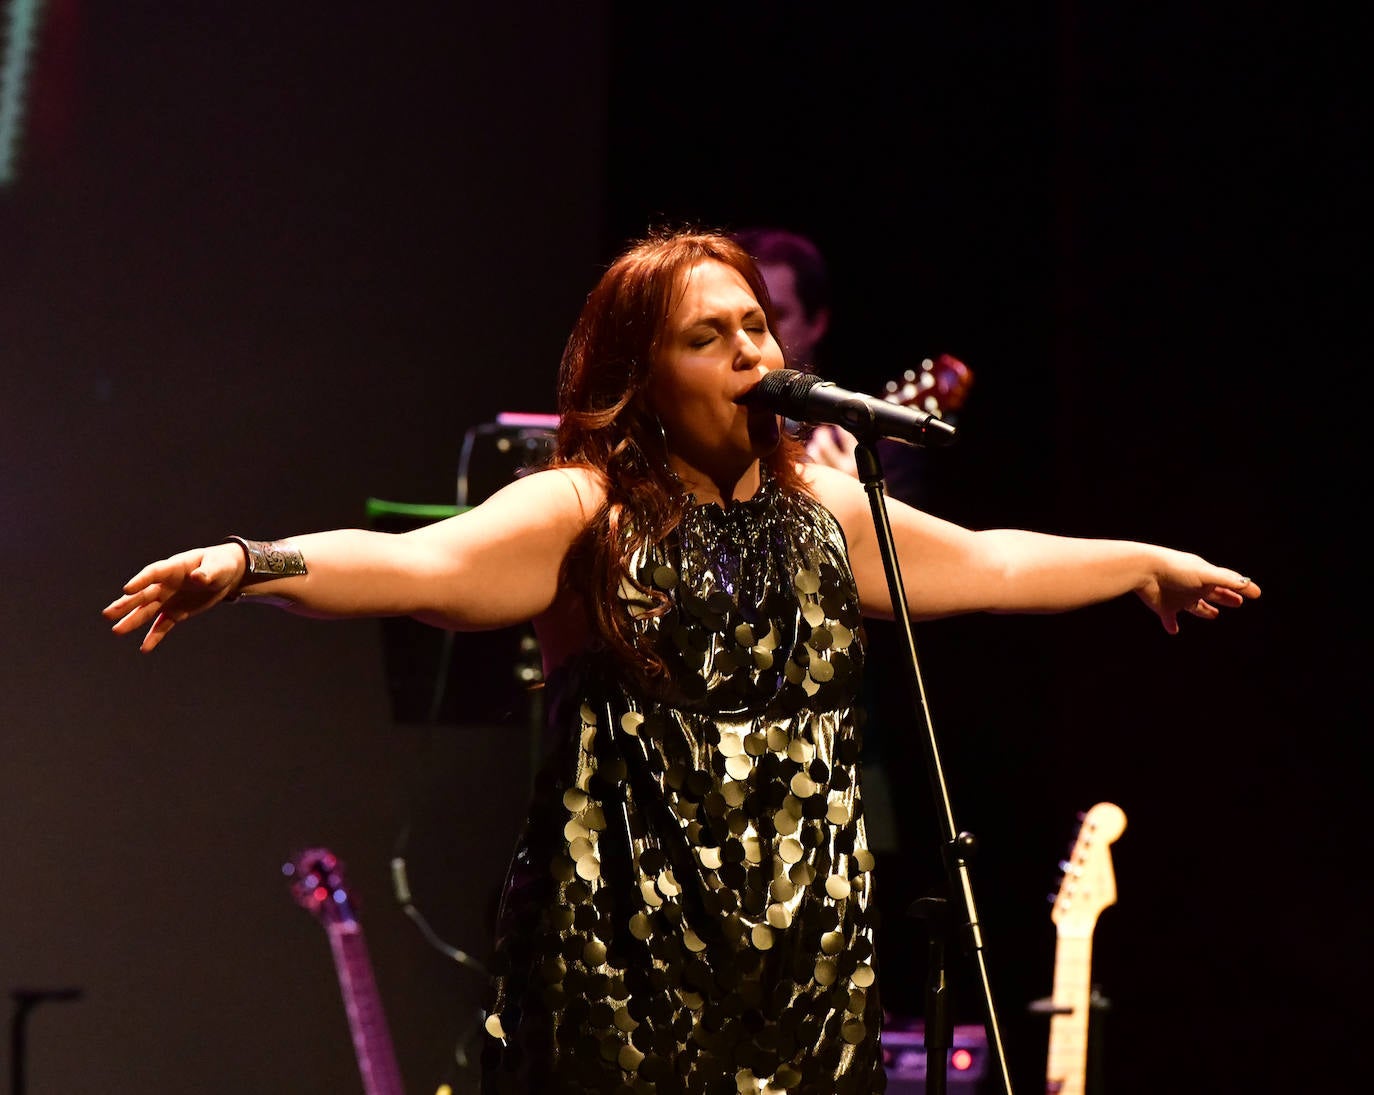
xmin=105 ymin=583 xmax=170 ymax=629
xmin=121 ymin=555 xmax=198 ymax=595
xmin=109 ymin=600 xmax=165 ymax=635
xmin=104 ymin=584 xmax=162 ymax=619
xmin=102 ymin=595 xmax=134 ymax=620
xmin=1204 ymin=587 xmax=1244 ymax=609
xmin=1220 ymin=573 xmax=1259 ymax=598
xmin=141 ymin=613 xmax=177 ymax=653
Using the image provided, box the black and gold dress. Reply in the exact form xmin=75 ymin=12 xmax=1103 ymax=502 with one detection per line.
xmin=481 ymin=475 xmax=887 ymax=1094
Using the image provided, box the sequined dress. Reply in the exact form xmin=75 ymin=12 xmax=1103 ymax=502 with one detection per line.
xmin=481 ymin=475 xmax=887 ymax=1094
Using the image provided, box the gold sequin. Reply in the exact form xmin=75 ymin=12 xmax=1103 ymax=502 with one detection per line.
xmin=790 ymin=772 xmax=818 ymax=798
xmin=564 ymin=817 xmax=590 ymax=842
xmin=773 ymin=810 xmax=800 ymax=836
xmin=809 ymin=657 xmax=835 ymax=683
xmin=766 ymin=902 xmax=793 ymax=929
xmin=841 ymin=1019 xmax=867 ymax=1044
xmin=576 ymin=856 xmax=601 ymax=881
xmin=562 ymin=787 xmax=588 ymax=812
xmin=718 ymin=731 xmax=745 ymax=757
xmin=651 ymin=564 xmax=677 ymax=589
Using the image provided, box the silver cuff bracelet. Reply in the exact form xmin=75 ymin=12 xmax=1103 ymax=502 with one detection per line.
xmin=225 ymin=536 xmax=307 ymax=601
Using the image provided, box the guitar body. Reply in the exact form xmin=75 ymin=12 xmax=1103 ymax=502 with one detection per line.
xmin=287 ymin=848 xmax=406 ymax=1095
xmin=1045 ymin=802 xmax=1127 ymax=1095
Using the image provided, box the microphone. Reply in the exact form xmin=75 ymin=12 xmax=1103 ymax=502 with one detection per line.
xmin=746 ymin=369 xmax=958 ymax=447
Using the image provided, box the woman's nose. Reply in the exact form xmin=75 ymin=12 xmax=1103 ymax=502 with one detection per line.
xmin=734 ymin=331 xmax=763 ymax=367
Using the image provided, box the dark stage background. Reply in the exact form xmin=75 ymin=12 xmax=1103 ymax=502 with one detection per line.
xmin=1 ymin=3 xmax=1361 ymax=1093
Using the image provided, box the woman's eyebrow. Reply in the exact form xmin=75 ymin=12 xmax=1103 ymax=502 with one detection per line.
xmin=681 ymin=304 xmax=765 ymax=328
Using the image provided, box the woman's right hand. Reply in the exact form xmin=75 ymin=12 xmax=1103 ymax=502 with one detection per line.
xmin=103 ymin=542 xmax=247 ymax=652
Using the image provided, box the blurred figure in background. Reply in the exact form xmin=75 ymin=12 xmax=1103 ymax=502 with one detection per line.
xmin=731 ymin=226 xmax=832 ymax=375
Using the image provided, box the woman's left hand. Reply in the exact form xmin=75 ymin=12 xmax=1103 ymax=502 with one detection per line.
xmin=1137 ymin=552 xmax=1261 ymax=634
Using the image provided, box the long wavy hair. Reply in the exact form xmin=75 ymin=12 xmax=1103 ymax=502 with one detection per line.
xmin=552 ymin=226 xmax=808 ymax=680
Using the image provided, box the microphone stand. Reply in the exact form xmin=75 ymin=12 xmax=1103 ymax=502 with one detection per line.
xmin=850 ymin=437 xmax=1014 ymax=1095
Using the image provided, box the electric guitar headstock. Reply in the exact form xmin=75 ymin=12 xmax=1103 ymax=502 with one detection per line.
xmin=1051 ymin=802 xmax=1127 ymax=938
xmin=882 ymin=352 xmax=974 ymax=419
xmin=285 ymin=847 xmax=358 ymax=929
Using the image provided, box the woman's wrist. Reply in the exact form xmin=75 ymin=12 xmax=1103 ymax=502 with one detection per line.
xmin=223 ymin=537 xmax=307 ymax=602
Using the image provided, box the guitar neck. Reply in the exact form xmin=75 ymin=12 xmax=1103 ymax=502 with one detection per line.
xmin=1043 ymin=801 xmax=1125 ymax=1095
xmin=1044 ymin=933 xmax=1093 ymax=1095
xmin=326 ymin=921 xmax=406 ymax=1095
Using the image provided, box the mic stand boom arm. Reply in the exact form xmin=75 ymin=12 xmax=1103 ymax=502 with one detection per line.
xmin=850 ymin=438 xmax=1015 ymax=1095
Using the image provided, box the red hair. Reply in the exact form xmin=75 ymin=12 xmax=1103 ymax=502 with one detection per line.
xmin=553 ymin=226 xmax=808 ymax=678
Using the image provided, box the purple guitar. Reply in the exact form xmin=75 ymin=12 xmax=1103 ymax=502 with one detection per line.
xmin=286 ymin=848 xmax=405 ymax=1095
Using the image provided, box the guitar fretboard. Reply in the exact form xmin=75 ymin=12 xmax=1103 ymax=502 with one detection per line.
xmin=1045 ymin=934 xmax=1093 ymax=1095
xmin=326 ymin=921 xmax=405 ymax=1095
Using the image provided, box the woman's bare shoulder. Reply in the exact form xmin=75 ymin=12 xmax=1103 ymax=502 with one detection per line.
xmin=796 ymin=461 xmax=869 ymax=520
xmin=482 ymin=464 xmax=608 ymax=524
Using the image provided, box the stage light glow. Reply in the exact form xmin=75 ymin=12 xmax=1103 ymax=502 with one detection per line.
xmin=951 ymin=1047 xmax=974 ymax=1071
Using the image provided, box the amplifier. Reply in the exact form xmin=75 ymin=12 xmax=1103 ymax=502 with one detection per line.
xmin=884 ymin=1018 xmax=988 ymax=1093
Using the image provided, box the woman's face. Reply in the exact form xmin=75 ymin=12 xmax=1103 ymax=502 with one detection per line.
xmin=647 ymin=259 xmax=784 ymax=490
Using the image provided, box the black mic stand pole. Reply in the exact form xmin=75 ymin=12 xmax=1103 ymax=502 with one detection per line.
xmin=850 ymin=437 xmax=1014 ymax=1095
xmin=10 ymin=988 xmax=82 ymax=1095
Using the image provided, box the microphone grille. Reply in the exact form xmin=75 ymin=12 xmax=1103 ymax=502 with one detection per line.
xmin=758 ymin=368 xmax=818 ymax=398
xmin=755 ymin=368 xmax=823 ymax=413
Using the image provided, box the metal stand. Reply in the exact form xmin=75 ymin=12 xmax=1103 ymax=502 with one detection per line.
xmin=851 ymin=438 xmax=1015 ymax=1095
